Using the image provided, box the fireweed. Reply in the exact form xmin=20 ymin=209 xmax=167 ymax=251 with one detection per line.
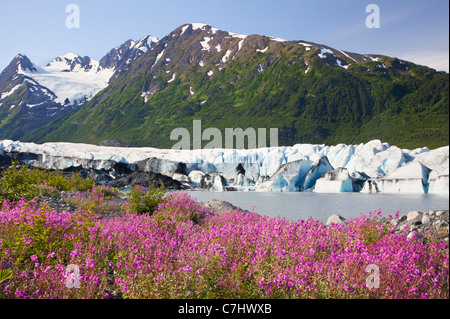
xmin=0 ymin=193 xmax=448 ymax=299
xmin=0 ymin=200 xmax=107 ymax=298
xmin=63 ymin=185 xmax=120 ymax=214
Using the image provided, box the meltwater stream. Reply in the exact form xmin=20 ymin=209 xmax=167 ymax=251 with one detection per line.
xmin=186 ymin=191 xmax=449 ymax=223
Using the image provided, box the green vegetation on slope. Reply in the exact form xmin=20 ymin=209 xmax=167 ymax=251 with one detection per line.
xmin=24 ymin=37 xmax=449 ymax=150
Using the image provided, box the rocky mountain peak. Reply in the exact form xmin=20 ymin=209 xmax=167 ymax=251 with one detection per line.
xmin=99 ymin=35 xmax=159 ymax=71
xmin=133 ymin=35 xmax=159 ymax=53
xmin=0 ymin=54 xmax=37 ymax=87
xmin=45 ymin=53 xmax=98 ymax=73
xmin=14 ymin=54 xmax=37 ymax=73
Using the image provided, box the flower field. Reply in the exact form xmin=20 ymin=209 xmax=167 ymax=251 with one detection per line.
xmin=0 ymin=190 xmax=448 ymax=299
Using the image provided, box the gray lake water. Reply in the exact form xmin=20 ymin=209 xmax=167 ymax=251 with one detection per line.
xmin=185 ymin=191 xmax=449 ymax=223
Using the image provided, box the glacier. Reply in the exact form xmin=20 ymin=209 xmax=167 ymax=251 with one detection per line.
xmin=0 ymin=139 xmax=448 ymax=194
xmin=18 ymin=53 xmax=115 ymax=106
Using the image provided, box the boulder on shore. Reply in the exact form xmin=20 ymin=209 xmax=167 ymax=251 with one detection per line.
xmin=326 ymin=214 xmax=348 ymax=225
xmin=202 ymin=199 xmax=249 ymax=214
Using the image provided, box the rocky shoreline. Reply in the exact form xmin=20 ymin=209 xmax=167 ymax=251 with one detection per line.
xmin=327 ymin=210 xmax=449 ymax=243
xmin=388 ymin=210 xmax=449 ymax=243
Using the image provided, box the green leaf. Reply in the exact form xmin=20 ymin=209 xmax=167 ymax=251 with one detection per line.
xmin=0 ymin=270 xmax=12 ymax=283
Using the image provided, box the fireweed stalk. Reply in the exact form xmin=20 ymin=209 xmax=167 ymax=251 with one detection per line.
xmin=0 ymin=193 xmax=448 ymax=299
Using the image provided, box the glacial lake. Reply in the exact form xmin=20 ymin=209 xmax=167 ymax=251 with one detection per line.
xmin=185 ymin=191 xmax=449 ymax=223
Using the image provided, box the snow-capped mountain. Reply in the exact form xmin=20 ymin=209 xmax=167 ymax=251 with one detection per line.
xmin=19 ymin=52 xmax=114 ymax=106
xmin=45 ymin=53 xmax=98 ymax=73
xmin=29 ymin=23 xmax=445 ymax=150
xmin=0 ymin=23 xmax=448 ymax=151
xmin=99 ymin=35 xmax=159 ymax=76
xmin=17 ymin=34 xmax=158 ymax=106
xmin=0 ymin=35 xmax=158 ymax=139
xmin=0 ymin=54 xmax=65 ymax=138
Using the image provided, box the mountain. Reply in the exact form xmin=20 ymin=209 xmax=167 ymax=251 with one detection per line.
xmin=0 ymin=35 xmax=159 ymax=140
xmin=0 ymin=54 xmax=69 ymax=139
xmin=99 ymin=35 xmax=159 ymax=78
xmin=28 ymin=52 xmax=115 ymax=106
xmin=3 ymin=23 xmax=448 ymax=149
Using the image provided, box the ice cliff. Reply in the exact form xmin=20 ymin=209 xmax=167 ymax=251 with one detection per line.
xmin=0 ymin=139 xmax=448 ymax=194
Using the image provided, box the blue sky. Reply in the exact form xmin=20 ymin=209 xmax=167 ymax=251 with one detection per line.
xmin=0 ymin=0 xmax=448 ymax=72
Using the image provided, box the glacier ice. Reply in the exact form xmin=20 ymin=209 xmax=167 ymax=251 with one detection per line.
xmin=0 ymin=139 xmax=448 ymax=194
xmin=19 ymin=55 xmax=115 ymax=106
xmin=373 ymin=161 xmax=432 ymax=193
xmin=314 ymin=168 xmax=359 ymax=193
xmin=257 ymin=159 xmax=315 ymax=192
xmin=303 ymin=156 xmax=334 ymax=190
xmin=429 ymin=174 xmax=449 ymax=194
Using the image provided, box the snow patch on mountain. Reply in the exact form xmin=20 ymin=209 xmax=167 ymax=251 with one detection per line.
xmin=367 ymin=56 xmax=380 ymax=62
xmin=0 ymin=84 xmax=22 ymax=100
xmin=336 ymin=59 xmax=349 ymax=69
xmin=200 ymin=37 xmax=212 ymax=51
xmin=180 ymin=23 xmax=220 ymax=35
xmin=181 ymin=25 xmax=190 ymax=35
xmin=237 ymin=40 xmax=245 ymax=53
xmin=256 ymin=47 xmax=268 ymax=53
xmin=26 ymin=102 xmax=46 ymax=108
xmin=270 ymin=37 xmax=287 ymax=42
xmin=191 ymin=23 xmax=208 ymax=30
xmin=304 ymin=61 xmax=310 ymax=73
xmin=318 ymin=48 xmax=334 ymax=59
xmin=228 ymin=31 xmax=247 ymax=39
xmin=222 ymin=50 xmax=232 ymax=63
xmin=133 ymin=36 xmax=159 ymax=53
xmin=336 ymin=49 xmax=357 ymax=63
xmin=151 ymin=48 xmax=166 ymax=69
xmin=167 ymin=73 xmax=176 ymax=83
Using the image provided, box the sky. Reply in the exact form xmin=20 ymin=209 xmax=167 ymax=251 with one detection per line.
xmin=0 ymin=0 xmax=448 ymax=72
